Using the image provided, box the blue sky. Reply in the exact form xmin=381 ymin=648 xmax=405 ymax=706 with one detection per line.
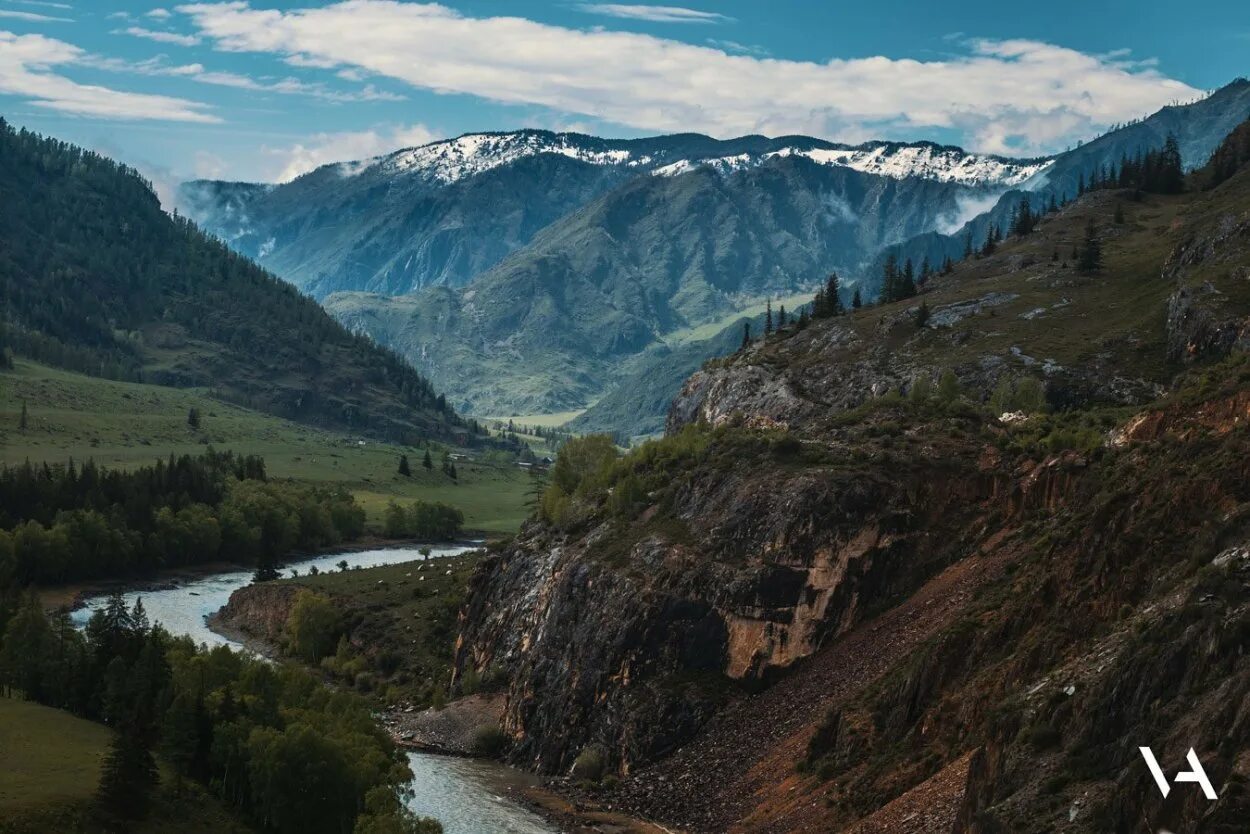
xmin=0 ymin=0 xmax=1245 ymax=187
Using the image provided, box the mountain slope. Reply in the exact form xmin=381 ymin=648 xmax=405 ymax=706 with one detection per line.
xmin=449 ymin=125 xmax=1250 ymax=834
xmin=874 ymin=78 xmax=1250 ymax=295
xmin=0 ymin=119 xmax=473 ymax=444
xmin=183 ymin=129 xmax=1042 ymax=301
xmin=326 ymin=154 xmax=1006 ymax=415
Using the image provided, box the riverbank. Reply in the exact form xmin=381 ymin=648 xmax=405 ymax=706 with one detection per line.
xmin=202 ymin=556 xmax=670 ymax=834
xmin=39 ymin=535 xmax=487 ymax=612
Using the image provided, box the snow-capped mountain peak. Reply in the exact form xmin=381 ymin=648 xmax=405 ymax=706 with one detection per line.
xmin=343 ymin=130 xmax=1048 ymax=190
xmin=363 ymin=131 xmax=651 ymax=184
xmin=653 ymin=143 xmax=1050 ymax=187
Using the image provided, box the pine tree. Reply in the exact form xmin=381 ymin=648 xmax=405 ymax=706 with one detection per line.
xmin=740 ymin=321 xmax=752 ymax=350
xmin=880 ymin=254 xmax=900 ymax=302
xmin=915 ymin=302 xmax=930 ymax=329
xmin=422 ymin=450 xmax=433 ymax=470
xmin=918 ymin=256 xmax=932 ymax=287
xmin=186 ymin=407 xmax=200 ymax=431
xmin=963 ymin=233 xmax=974 ymax=260
xmin=824 ymin=272 xmax=843 ymax=316
xmin=777 ymin=305 xmax=787 ymax=328
xmin=900 ymin=260 xmax=916 ymax=299
xmin=1158 ymin=134 xmax=1184 ymax=194
xmin=398 ymin=454 xmax=411 ymax=477
xmin=981 ymin=225 xmax=998 ymax=256
xmin=764 ymin=300 xmax=773 ymax=336
xmin=160 ymin=694 xmax=199 ymax=792
xmin=96 ymin=721 xmax=159 ymax=821
xmin=851 ymin=287 xmax=862 ymax=309
xmin=1078 ymin=219 xmax=1103 ymax=274
xmin=812 ymin=287 xmax=827 ymax=319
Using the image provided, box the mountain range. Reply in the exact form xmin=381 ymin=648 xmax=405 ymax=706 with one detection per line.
xmin=182 ymin=80 xmax=1250 ymax=429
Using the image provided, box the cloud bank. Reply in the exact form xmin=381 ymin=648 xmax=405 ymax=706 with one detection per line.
xmin=175 ymin=1 xmax=1201 ymax=155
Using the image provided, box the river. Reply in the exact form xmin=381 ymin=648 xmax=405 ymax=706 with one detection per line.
xmin=71 ymin=545 xmax=561 ymax=834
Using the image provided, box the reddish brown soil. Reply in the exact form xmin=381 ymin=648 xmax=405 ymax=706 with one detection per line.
xmin=609 ymin=535 xmax=1018 ymax=834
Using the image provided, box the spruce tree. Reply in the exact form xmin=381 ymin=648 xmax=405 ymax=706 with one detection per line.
xmin=1078 ymin=219 xmax=1103 ymax=274
xmin=915 ymin=302 xmax=930 ymax=329
xmin=398 ymin=454 xmax=411 ymax=477
xmin=824 ymin=272 xmax=843 ymax=316
xmin=186 ymin=407 xmax=200 ymax=431
xmin=740 ymin=321 xmax=752 ymax=350
xmin=777 ymin=305 xmax=787 ymax=328
xmin=851 ymin=287 xmax=862 ymax=309
xmin=880 ymin=254 xmax=900 ymax=303
xmin=764 ymin=300 xmax=773 ymax=335
xmin=96 ymin=721 xmax=159 ymax=821
xmin=422 ymin=450 xmax=433 ymax=470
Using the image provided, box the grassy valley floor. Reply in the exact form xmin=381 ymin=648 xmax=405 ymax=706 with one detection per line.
xmin=0 ymin=698 xmax=252 ymax=834
xmin=0 ymin=360 xmax=530 ymax=535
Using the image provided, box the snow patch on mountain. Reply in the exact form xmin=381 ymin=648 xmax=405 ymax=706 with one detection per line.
xmin=655 ymin=144 xmax=1051 ymax=187
xmin=338 ymin=129 xmax=1050 ymax=190
xmin=368 ymin=132 xmax=652 ymax=184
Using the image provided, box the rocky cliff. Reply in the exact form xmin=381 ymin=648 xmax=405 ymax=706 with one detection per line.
xmin=450 ymin=124 xmax=1250 ymax=833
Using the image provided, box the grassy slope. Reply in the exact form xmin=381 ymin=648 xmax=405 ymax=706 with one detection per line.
xmin=734 ymin=188 xmax=1197 ymax=402
xmin=277 ymin=553 xmax=482 ymax=706
xmin=0 ymin=698 xmax=250 ymax=834
xmin=0 ymin=360 xmax=528 ymax=535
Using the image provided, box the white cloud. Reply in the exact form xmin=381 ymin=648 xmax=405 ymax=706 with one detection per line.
xmin=0 ymin=9 xmax=70 ymax=22
xmin=193 ymin=148 xmax=228 ymax=178
xmin=706 ymin=38 xmax=768 ymax=57
xmin=176 ymin=1 xmax=1201 ymax=156
xmin=0 ymin=30 xmax=219 ymax=121
xmin=575 ymin=4 xmax=730 ymax=23
xmin=263 ymin=122 xmax=439 ymax=182
xmin=118 ymin=26 xmax=201 ymax=45
xmin=146 ymin=8 xmax=173 ymax=19
xmin=92 ymin=54 xmax=404 ymax=102
xmin=9 ymin=1 xmax=72 ymax=9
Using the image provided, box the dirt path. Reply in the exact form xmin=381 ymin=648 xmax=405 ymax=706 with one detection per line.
xmin=610 ymin=537 xmax=1016 ymax=834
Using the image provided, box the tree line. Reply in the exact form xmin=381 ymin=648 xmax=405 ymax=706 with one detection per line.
xmin=382 ymin=500 xmax=465 ymax=540
xmin=0 ymin=452 xmax=366 ymax=587
xmin=0 ymin=593 xmax=439 ymax=833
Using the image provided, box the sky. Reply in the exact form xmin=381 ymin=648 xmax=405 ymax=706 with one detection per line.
xmin=0 ymin=0 xmax=1245 ymax=187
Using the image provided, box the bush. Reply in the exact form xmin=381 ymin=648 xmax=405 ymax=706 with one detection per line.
xmin=470 ymin=724 xmax=510 ymax=758
xmin=571 ymin=744 xmax=608 ymax=783
xmin=285 ymin=589 xmax=341 ymax=663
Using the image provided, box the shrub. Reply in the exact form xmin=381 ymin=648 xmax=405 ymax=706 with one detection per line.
xmin=571 ymin=744 xmax=608 ymax=783
xmin=285 ymin=589 xmax=341 ymax=663
xmin=470 ymin=724 xmax=510 ymax=758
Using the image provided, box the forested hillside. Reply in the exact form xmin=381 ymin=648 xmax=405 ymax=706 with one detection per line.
xmin=0 ymin=119 xmax=476 ymax=445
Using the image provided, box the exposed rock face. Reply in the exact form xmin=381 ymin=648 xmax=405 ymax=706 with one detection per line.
xmin=1166 ymin=281 xmax=1250 ymax=362
xmin=210 ymin=583 xmax=299 ymax=644
xmin=455 ymin=429 xmax=1009 ymax=777
xmin=1163 ymin=212 xmax=1250 ymax=362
